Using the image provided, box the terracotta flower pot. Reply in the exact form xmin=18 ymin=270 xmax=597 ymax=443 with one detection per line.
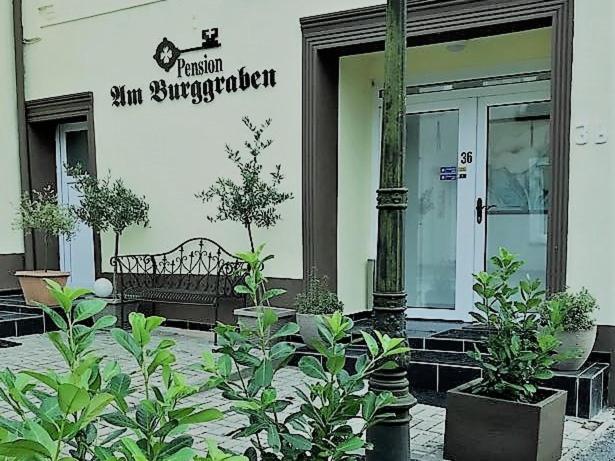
xmin=15 ymin=270 xmax=70 ymax=307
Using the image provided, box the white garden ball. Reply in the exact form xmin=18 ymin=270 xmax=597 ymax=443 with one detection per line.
xmin=93 ymin=278 xmax=113 ymax=298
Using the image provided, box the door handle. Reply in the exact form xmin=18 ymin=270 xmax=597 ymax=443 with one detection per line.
xmin=476 ymin=198 xmax=497 ymax=224
xmin=476 ymin=198 xmax=484 ymax=224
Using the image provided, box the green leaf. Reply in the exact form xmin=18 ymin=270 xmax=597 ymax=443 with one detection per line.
xmin=179 ymin=408 xmax=223 ymax=425
xmin=58 ymin=383 xmax=90 ymax=414
xmin=22 ymin=421 xmax=55 ymax=455
xmin=361 ymin=331 xmax=379 ymax=356
xmin=298 ymin=356 xmax=327 ymax=381
xmin=270 ymin=322 xmax=300 ymax=339
xmin=111 ymin=328 xmax=141 ymax=361
xmin=92 ymin=315 xmax=117 ymax=330
xmin=0 ymin=439 xmax=51 ymax=458
xmin=145 ymin=315 xmax=165 ymax=333
xmin=74 ymin=298 xmax=107 ymax=322
xmin=281 ymin=433 xmax=312 ymax=451
xmin=267 ymin=425 xmax=281 ymax=452
xmin=252 ymin=359 xmax=273 ymax=389
xmin=337 ymin=436 xmax=365 ymax=453
xmin=39 ymin=305 xmax=67 ymax=331
xmin=121 ymin=438 xmax=148 ymax=461
xmin=83 ymin=393 xmax=115 ymax=422
xmin=158 ymin=435 xmax=193 ymax=459
xmin=22 ymin=371 xmax=58 ymax=391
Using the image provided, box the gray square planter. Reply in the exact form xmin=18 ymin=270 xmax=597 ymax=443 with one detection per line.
xmin=233 ymin=306 xmax=296 ymax=338
xmin=444 ymin=379 xmax=567 ymax=461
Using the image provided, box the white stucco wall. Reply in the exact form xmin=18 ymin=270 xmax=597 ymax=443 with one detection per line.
xmin=20 ymin=0 xmax=385 ymax=279
xmin=566 ymin=0 xmax=615 ymax=326
xmin=0 ymin=0 xmax=23 ymax=255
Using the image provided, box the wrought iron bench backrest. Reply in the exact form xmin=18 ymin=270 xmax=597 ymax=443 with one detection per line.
xmin=110 ymin=238 xmax=245 ymax=302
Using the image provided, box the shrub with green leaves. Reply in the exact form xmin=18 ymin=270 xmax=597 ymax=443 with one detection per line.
xmin=96 ymin=312 xmax=227 ymax=461
xmin=234 ymin=244 xmax=285 ymax=308
xmin=0 ymin=282 xmax=245 ymax=461
xmin=202 ymin=310 xmax=408 ymax=460
xmin=0 ymin=281 xmax=122 ymax=460
xmin=196 ymin=117 xmax=293 ymax=252
xmin=546 ymin=288 xmax=597 ymax=332
xmin=14 ymin=186 xmax=77 ymax=271
xmin=469 ymin=248 xmax=565 ymax=402
xmin=294 ymin=269 xmax=343 ymax=316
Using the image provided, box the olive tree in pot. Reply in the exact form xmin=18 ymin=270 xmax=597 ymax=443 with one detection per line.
xmin=444 ymin=248 xmax=568 ymax=461
xmin=196 ymin=117 xmax=293 ymax=252
xmin=13 ymin=186 xmax=77 ymax=306
xmin=545 ymin=288 xmax=598 ymax=371
xmin=294 ymin=269 xmax=343 ymax=348
xmin=69 ymin=167 xmax=149 ymax=297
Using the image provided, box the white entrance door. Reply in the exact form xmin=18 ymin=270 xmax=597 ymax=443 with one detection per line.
xmin=398 ymin=85 xmax=551 ymax=321
xmin=475 ymin=92 xmax=551 ymax=289
xmin=404 ymin=98 xmax=477 ymax=320
xmin=56 ymin=122 xmax=96 ymax=289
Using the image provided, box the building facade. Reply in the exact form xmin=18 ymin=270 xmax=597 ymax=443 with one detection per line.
xmin=1 ymin=0 xmax=614 ymax=342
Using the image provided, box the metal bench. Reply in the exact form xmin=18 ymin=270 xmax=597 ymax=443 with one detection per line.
xmin=110 ymin=237 xmax=245 ymax=340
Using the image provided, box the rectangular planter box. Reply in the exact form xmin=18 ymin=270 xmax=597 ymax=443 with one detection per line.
xmin=444 ymin=379 xmax=567 ymax=461
xmin=234 ymin=306 xmax=296 ymax=338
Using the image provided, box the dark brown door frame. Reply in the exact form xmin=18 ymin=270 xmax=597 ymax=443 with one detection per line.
xmin=23 ymin=92 xmax=102 ymax=278
xmin=301 ymin=0 xmax=573 ymax=293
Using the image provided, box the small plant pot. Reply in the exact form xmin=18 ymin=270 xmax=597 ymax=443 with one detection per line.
xmin=296 ymin=313 xmax=320 ymax=349
xmin=234 ymin=306 xmax=296 ymax=339
xmin=553 ymin=325 xmax=597 ymax=371
xmin=444 ymin=379 xmax=567 ymax=461
xmin=15 ymin=270 xmax=70 ymax=307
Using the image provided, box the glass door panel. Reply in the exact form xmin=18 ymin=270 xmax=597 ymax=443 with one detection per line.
xmin=403 ymin=98 xmax=476 ymax=320
xmin=485 ymin=101 xmax=551 ymax=286
xmin=406 ymin=110 xmax=459 ymax=308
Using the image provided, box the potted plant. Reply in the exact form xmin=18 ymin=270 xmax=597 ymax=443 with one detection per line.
xmin=13 ymin=186 xmax=77 ymax=306
xmin=233 ymin=244 xmax=295 ymax=333
xmin=70 ymin=167 xmax=150 ymax=297
xmin=444 ymin=248 xmax=568 ymax=461
xmin=196 ymin=117 xmax=293 ymax=252
xmin=546 ymin=288 xmax=598 ymax=371
xmin=294 ymin=269 xmax=343 ymax=348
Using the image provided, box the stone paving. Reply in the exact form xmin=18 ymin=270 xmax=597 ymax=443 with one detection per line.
xmin=0 ymin=327 xmax=612 ymax=460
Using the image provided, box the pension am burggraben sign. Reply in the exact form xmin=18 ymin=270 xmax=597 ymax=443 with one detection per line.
xmin=110 ymin=28 xmax=277 ymax=107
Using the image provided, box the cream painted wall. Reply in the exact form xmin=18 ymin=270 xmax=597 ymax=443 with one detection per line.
xmin=566 ymin=0 xmax=615 ymax=326
xmin=337 ymin=29 xmax=552 ymax=313
xmin=20 ymin=0 xmax=385 ymax=278
xmin=0 ymin=0 xmax=24 ymax=255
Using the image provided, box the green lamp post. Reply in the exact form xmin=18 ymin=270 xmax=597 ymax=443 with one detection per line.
xmin=366 ymin=0 xmax=416 ymax=459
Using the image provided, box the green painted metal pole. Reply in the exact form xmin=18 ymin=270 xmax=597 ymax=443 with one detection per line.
xmin=366 ymin=0 xmax=416 ymax=459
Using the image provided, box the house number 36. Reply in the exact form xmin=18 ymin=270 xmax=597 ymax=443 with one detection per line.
xmin=460 ymin=151 xmax=473 ymax=164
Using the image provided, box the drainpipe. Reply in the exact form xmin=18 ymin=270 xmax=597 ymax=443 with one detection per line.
xmin=12 ymin=0 xmax=34 ymax=271
xmin=366 ymin=0 xmax=416 ymax=460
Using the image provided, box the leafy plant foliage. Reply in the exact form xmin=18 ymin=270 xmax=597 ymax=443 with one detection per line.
xmin=196 ymin=118 xmax=293 ymax=251
xmin=468 ymin=248 xmax=565 ymax=402
xmin=294 ymin=269 xmax=343 ymax=316
xmin=545 ymin=288 xmax=597 ymax=332
xmin=234 ymin=244 xmax=285 ymax=308
xmin=0 ymin=282 xmax=244 ymax=461
xmin=202 ymin=310 xmax=408 ymax=460
xmin=69 ymin=167 xmax=150 ymax=260
xmin=13 ymin=186 xmax=77 ymax=271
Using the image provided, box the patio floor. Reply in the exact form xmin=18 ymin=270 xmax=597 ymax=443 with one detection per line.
xmin=0 ymin=327 xmax=611 ymax=460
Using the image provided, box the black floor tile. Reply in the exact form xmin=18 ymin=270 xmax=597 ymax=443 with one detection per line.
xmin=408 ymin=362 xmax=437 ymax=390
xmin=16 ymin=317 xmax=45 ymax=336
xmin=438 ymin=365 xmax=481 ymax=392
xmin=0 ymin=321 xmax=16 ymax=338
xmin=425 ymin=338 xmax=464 ymax=352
